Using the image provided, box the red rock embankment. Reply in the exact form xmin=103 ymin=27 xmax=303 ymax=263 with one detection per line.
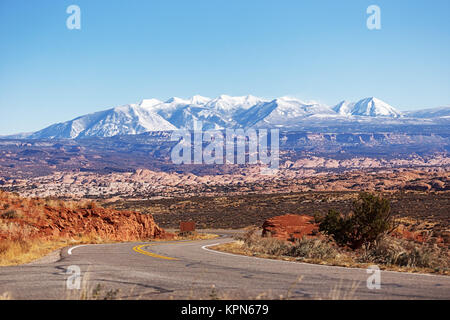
xmin=262 ymin=214 xmax=319 ymax=242
xmin=0 ymin=191 xmax=171 ymax=241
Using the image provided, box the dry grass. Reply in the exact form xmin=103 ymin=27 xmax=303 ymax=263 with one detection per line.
xmin=0 ymin=239 xmax=51 ymax=266
xmin=212 ymin=229 xmax=450 ymax=275
xmin=65 ymin=269 xmax=123 ymax=300
xmin=0 ymin=232 xmax=131 ymax=267
xmin=234 ymin=227 xmax=338 ymax=260
xmin=0 ymin=292 xmax=12 ymax=300
xmin=174 ymin=231 xmax=219 ymax=241
xmin=0 ymin=191 xmax=102 ymax=214
xmin=314 ymin=279 xmax=360 ymax=300
xmin=360 ymin=237 xmax=449 ymax=271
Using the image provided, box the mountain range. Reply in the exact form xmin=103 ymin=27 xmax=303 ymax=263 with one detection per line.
xmin=7 ymin=95 xmax=450 ymax=139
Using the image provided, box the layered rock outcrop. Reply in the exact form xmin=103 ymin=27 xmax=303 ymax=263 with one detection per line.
xmin=0 ymin=191 xmax=171 ymax=241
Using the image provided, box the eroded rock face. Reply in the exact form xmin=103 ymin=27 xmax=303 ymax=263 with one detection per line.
xmin=262 ymin=214 xmax=319 ymax=241
xmin=0 ymin=191 xmax=172 ymax=241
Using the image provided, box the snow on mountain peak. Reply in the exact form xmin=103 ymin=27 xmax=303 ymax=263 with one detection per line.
xmin=333 ymin=100 xmax=352 ymax=115
xmin=15 ymin=94 xmax=434 ymax=139
xmin=189 ymin=95 xmax=211 ymax=105
xmin=277 ymin=96 xmax=303 ymax=103
xmin=405 ymin=105 xmax=450 ymax=119
xmin=139 ymin=98 xmax=163 ymax=109
xmin=27 ymin=103 xmax=176 ymax=139
xmin=333 ymin=97 xmax=401 ymax=117
xmin=165 ymin=97 xmax=191 ymax=104
xmin=206 ymin=94 xmax=265 ymax=113
xmin=352 ymin=97 xmax=401 ymax=117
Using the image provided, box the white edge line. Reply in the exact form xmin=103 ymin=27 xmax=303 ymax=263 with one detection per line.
xmin=201 ymin=242 xmax=450 ymax=279
xmin=67 ymin=245 xmax=88 ymax=255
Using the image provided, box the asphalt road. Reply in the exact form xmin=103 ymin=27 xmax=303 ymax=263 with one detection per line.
xmin=1 ymin=231 xmax=449 ymax=300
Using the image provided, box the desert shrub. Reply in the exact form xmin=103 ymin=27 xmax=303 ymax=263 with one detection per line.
xmin=361 ymin=237 xmax=449 ymax=270
xmin=361 ymin=237 xmax=403 ymax=265
xmin=177 ymin=231 xmax=198 ymax=238
xmin=86 ymin=201 xmax=99 ymax=210
xmin=1 ymin=210 xmax=21 ymax=219
xmin=234 ymin=227 xmax=260 ymax=243
xmin=289 ymin=237 xmax=338 ymax=260
xmin=312 ymin=211 xmax=325 ymax=224
xmin=396 ymin=244 xmax=436 ymax=268
xmin=89 ymin=284 xmax=120 ymax=300
xmin=236 ymin=229 xmax=337 ymax=259
xmin=259 ymin=238 xmax=292 ymax=256
xmin=248 ymin=237 xmax=291 ymax=256
xmin=236 ymin=228 xmax=291 ymax=256
xmin=178 ymin=230 xmax=196 ymax=237
xmin=0 ymin=239 xmax=31 ymax=257
xmin=319 ymin=193 xmax=394 ymax=250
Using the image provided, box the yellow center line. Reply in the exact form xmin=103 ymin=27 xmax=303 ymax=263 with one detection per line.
xmin=132 ymin=240 xmax=199 ymax=261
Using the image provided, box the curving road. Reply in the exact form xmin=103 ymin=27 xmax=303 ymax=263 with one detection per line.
xmin=0 ymin=232 xmax=449 ymax=300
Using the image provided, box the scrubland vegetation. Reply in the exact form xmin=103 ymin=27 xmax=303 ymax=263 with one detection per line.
xmin=214 ymin=193 xmax=449 ymax=274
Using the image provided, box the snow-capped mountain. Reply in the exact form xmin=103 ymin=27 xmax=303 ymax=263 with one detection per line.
xmin=27 ymin=104 xmax=177 ymax=139
xmin=237 ymin=97 xmax=336 ymax=128
xmin=7 ymin=95 xmax=447 ymax=139
xmin=138 ymin=94 xmax=269 ymax=130
xmin=404 ymin=106 xmax=450 ymax=119
xmin=142 ymin=95 xmax=234 ymax=130
xmin=333 ymin=101 xmax=354 ymax=116
xmin=333 ymin=97 xmax=402 ymax=117
xmin=207 ymin=94 xmax=266 ymax=114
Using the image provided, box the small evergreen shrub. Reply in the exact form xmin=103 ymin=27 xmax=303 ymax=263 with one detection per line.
xmin=319 ymin=193 xmax=394 ymax=250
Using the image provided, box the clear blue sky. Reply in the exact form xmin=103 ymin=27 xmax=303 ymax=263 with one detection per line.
xmin=1 ymin=0 xmax=449 ymax=135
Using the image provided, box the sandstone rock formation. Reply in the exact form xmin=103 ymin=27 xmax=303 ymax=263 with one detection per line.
xmin=0 ymin=191 xmax=171 ymax=242
xmin=1 ymin=166 xmax=448 ymax=200
xmin=262 ymin=214 xmax=319 ymax=241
